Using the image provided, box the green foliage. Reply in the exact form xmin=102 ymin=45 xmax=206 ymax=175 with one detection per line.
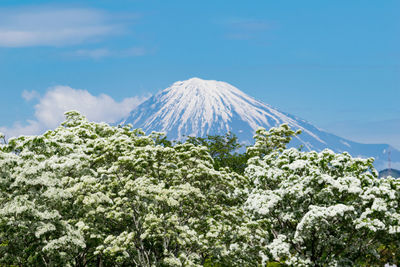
xmin=0 ymin=132 xmax=5 ymax=145
xmin=203 ymin=258 xmax=226 ymax=267
xmin=186 ymin=132 xmax=248 ymax=174
xmin=185 ymin=125 xmax=300 ymax=175
xmin=266 ymin=262 xmax=284 ymax=267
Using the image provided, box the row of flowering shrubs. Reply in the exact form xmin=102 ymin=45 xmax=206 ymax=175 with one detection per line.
xmin=0 ymin=111 xmax=399 ymax=266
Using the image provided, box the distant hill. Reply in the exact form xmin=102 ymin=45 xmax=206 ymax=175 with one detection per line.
xmin=121 ymin=77 xmax=400 ymax=170
xmin=379 ymin=168 xmax=400 ymax=178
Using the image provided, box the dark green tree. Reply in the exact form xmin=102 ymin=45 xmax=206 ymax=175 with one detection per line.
xmin=186 ymin=132 xmax=249 ymax=174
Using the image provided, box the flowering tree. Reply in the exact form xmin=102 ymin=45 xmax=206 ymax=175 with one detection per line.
xmin=0 ymin=111 xmax=248 ymax=266
xmin=0 ymin=113 xmax=399 ymax=266
xmin=245 ymin=126 xmax=400 ymax=266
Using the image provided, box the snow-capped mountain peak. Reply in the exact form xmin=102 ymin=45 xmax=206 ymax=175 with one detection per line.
xmin=121 ymin=78 xmax=399 ymax=170
xmin=123 ymin=77 xmax=322 ymax=143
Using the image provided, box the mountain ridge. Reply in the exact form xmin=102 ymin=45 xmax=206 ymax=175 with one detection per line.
xmin=121 ymin=78 xmax=399 ymax=170
xmin=379 ymin=168 xmax=400 ymax=178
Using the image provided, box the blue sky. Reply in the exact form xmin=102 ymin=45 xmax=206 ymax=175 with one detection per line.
xmin=0 ymin=1 xmax=399 ymax=148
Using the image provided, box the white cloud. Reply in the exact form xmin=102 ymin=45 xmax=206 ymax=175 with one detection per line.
xmin=0 ymin=86 xmax=148 ymax=138
xmin=73 ymin=48 xmax=112 ymax=59
xmin=0 ymin=120 xmax=42 ymax=139
xmin=70 ymin=46 xmax=149 ymax=59
xmin=0 ymin=7 xmax=126 ymax=47
xmin=22 ymin=90 xmax=40 ymax=101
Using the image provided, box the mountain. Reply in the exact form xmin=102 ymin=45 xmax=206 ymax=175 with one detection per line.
xmin=379 ymin=169 xmax=400 ymax=179
xmin=121 ymin=78 xmax=399 ymax=170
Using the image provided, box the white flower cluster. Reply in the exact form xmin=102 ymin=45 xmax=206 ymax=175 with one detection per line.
xmin=0 ymin=111 xmax=247 ymax=266
xmin=0 ymin=114 xmax=398 ymax=266
xmin=245 ymin=142 xmax=400 ymax=266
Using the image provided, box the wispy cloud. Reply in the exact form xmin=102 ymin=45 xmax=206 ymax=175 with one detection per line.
xmin=72 ymin=48 xmax=112 ymax=59
xmin=0 ymin=86 xmax=149 ymax=138
xmin=22 ymin=90 xmax=40 ymax=101
xmin=222 ymin=18 xmax=273 ymax=40
xmin=0 ymin=6 xmax=130 ymax=47
xmin=70 ymin=46 xmax=150 ymax=59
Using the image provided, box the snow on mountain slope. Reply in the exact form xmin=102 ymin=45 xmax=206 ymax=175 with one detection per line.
xmin=121 ymin=78 xmax=399 ymax=170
